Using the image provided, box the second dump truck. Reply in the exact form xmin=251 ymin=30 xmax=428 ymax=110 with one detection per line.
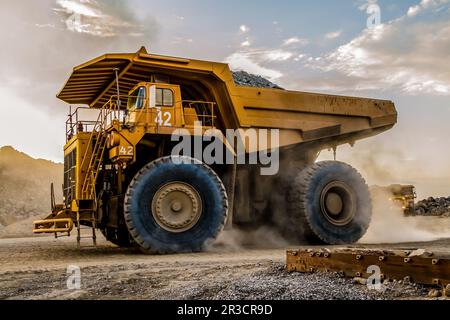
xmin=34 ymin=47 xmax=397 ymax=253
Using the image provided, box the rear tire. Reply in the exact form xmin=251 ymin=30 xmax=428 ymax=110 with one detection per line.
xmin=124 ymin=156 xmax=228 ymax=254
xmin=287 ymin=161 xmax=372 ymax=244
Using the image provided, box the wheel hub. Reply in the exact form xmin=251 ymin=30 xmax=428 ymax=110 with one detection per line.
xmin=171 ymin=201 xmax=182 ymax=212
xmin=325 ymin=192 xmax=343 ymax=216
xmin=151 ymin=182 xmax=202 ymax=233
xmin=320 ymin=181 xmax=356 ymax=226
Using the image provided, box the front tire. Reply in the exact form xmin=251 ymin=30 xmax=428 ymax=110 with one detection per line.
xmin=124 ymin=156 xmax=228 ymax=254
xmin=288 ymin=161 xmax=372 ymax=244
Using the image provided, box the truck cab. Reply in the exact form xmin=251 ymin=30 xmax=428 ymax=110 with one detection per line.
xmin=125 ymin=82 xmax=214 ymax=129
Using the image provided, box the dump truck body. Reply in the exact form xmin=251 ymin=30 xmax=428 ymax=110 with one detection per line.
xmin=34 ymin=47 xmax=397 ymax=252
xmin=57 ymin=47 xmax=396 ymax=150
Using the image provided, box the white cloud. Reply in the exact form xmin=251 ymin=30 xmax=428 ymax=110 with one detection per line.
xmin=407 ymin=0 xmax=450 ymax=16
xmin=240 ymin=24 xmax=249 ymax=33
xmin=294 ymin=54 xmax=307 ymax=62
xmin=225 ymin=52 xmax=283 ymax=81
xmin=282 ymin=37 xmax=309 ymax=46
xmin=241 ymin=39 xmax=251 ymax=47
xmin=56 ymin=0 xmax=101 ymax=17
xmin=53 ymin=0 xmax=143 ymax=37
xmin=306 ymin=1 xmax=450 ymax=95
xmin=407 ymin=5 xmax=421 ymax=16
xmin=325 ymin=30 xmax=342 ymax=39
xmin=224 ymin=47 xmax=296 ymax=82
xmin=358 ymin=0 xmax=378 ymax=11
xmin=264 ymin=50 xmax=293 ymax=61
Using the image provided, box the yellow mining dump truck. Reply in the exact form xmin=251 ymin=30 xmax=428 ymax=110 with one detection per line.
xmin=371 ymin=184 xmax=417 ymax=216
xmin=388 ymin=184 xmax=417 ymax=216
xmin=33 ymin=47 xmax=397 ymax=253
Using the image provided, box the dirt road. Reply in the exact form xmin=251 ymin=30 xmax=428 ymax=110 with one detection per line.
xmin=1 ymin=235 xmax=449 ymax=300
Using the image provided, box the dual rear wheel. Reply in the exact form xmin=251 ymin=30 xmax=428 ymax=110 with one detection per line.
xmin=121 ymin=157 xmax=371 ymax=253
xmin=285 ymin=161 xmax=372 ymax=244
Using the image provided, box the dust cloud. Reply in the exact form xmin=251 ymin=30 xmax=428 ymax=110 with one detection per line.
xmin=320 ymin=140 xmax=450 ymax=244
xmin=208 ymin=227 xmax=289 ymax=252
xmin=361 ymin=188 xmax=450 ymax=244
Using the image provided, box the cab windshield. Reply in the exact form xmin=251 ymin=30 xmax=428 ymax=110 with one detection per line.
xmin=127 ymin=86 xmax=146 ymax=110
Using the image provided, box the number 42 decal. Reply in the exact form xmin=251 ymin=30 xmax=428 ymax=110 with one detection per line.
xmin=119 ymin=146 xmax=134 ymax=156
xmin=155 ymin=110 xmax=172 ymax=127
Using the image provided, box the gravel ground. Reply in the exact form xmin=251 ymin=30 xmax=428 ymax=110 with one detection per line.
xmin=0 ymin=237 xmax=440 ymax=300
xmin=174 ymin=263 xmax=428 ymax=300
xmin=0 ymin=261 xmax=430 ymax=300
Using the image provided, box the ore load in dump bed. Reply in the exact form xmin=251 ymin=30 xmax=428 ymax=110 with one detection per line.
xmin=232 ymin=71 xmax=284 ymax=89
xmin=33 ymin=47 xmax=397 ymax=254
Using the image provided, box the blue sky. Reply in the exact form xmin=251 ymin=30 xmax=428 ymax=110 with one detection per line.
xmin=0 ymin=0 xmax=449 ymax=197
xmin=139 ymin=0 xmax=420 ymax=58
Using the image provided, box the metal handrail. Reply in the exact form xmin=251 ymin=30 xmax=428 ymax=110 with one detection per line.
xmin=66 ymin=107 xmax=98 ymax=141
xmin=65 ymin=97 xmax=218 ymax=140
xmin=182 ymin=100 xmax=217 ymax=127
xmin=80 ymin=97 xmax=123 ymax=199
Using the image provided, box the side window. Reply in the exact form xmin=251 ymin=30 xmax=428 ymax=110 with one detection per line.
xmin=136 ymin=87 xmax=146 ymax=109
xmin=163 ymin=89 xmax=173 ymax=106
xmin=127 ymin=86 xmax=146 ymax=110
xmin=156 ymin=89 xmax=163 ymax=106
xmin=156 ymin=88 xmax=174 ymax=107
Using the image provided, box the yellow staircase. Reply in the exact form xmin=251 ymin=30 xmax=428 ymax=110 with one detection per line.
xmin=81 ymin=129 xmax=107 ymax=201
xmin=34 ymin=101 xmax=118 ymax=247
xmin=76 ymin=109 xmax=110 ymax=246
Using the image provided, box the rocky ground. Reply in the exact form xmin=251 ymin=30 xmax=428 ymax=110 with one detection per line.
xmin=0 ymin=146 xmax=62 ymax=233
xmin=1 ymin=236 xmax=448 ymax=300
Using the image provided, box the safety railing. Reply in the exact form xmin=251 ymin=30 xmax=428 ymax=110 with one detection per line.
xmin=66 ymin=107 xmax=98 ymax=142
xmin=181 ymin=101 xmax=217 ymax=127
xmin=66 ymin=97 xmax=217 ymax=142
xmin=66 ymin=97 xmax=126 ymax=142
xmin=79 ymin=96 xmax=125 ymax=200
